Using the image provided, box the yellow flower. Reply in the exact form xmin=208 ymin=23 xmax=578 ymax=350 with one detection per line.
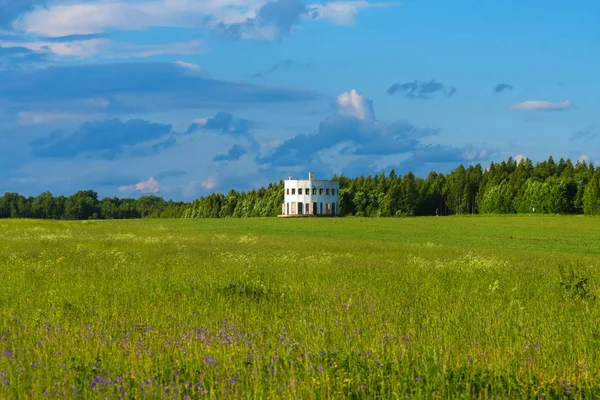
xmin=56 ymin=256 xmax=65 ymax=264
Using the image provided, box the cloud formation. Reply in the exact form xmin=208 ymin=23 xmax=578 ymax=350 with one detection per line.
xmin=201 ymin=112 xmax=254 ymax=136
xmin=493 ymin=83 xmax=513 ymax=93
xmin=0 ymin=62 xmax=317 ymax=114
xmin=0 ymin=0 xmax=47 ymax=29
xmin=214 ymin=144 xmax=248 ymax=161
xmin=186 ymin=111 xmax=260 ymax=160
xmin=216 ymin=0 xmax=307 ymax=40
xmin=514 ymin=154 xmax=526 ymax=164
xmin=336 ymin=89 xmax=374 ymax=120
xmin=570 ymin=123 xmax=598 ymax=142
xmin=387 ymin=79 xmax=457 ymax=99
xmin=13 ymin=0 xmax=390 ymax=39
xmin=508 ymin=100 xmax=573 ymax=111
xmin=259 ymin=89 xmax=489 ymax=170
xmin=30 ymin=118 xmax=173 ymax=159
xmin=119 ymin=177 xmax=164 ymax=194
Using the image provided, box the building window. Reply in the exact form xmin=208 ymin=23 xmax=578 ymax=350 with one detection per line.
xmin=312 ymin=188 xmax=317 ymax=195
xmin=331 ymin=189 xmax=335 ymax=196
xmin=292 ymin=188 xmax=295 ymax=195
xmin=326 ymin=189 xmax=330 ymax=195
xmin=298 ymin=188 xmax=303 ymax=195
xmin=287 ymin=188 xmax=289 ymax=195
xmin=319 ymin=188 xmax=323 ymax=195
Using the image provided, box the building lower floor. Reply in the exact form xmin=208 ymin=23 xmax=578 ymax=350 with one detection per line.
xmin=281 ymin=201 xmax=337 ymax=216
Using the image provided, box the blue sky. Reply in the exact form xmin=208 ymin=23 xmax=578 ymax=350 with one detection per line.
xmin=1 ymin=0 xmax=599 ymax=200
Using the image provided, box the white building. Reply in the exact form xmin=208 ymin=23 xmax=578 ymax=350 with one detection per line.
xmin=281 ymin=172 xmax=340 ymax=216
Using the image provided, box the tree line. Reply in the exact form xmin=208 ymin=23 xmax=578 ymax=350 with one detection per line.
xmin=183 ymin=156 xmax=600 ymax=218
xmin=2 ymin=156 xmax=600 ymax=220
xmin=0 ymin=191 xmax=187 ymax=220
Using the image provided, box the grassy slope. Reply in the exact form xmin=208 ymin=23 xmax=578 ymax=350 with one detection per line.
xmin=0 ymin=217 xmax=599 ymax=398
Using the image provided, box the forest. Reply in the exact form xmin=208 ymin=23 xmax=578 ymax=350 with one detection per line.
xmin=2 ymin=156 xmax=600 ymax=220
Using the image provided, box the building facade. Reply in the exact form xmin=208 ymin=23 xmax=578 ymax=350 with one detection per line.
xmin=281 ymin=172 xmax=340 ymax=216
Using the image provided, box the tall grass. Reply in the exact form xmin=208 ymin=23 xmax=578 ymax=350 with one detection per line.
xmin=1 ymin=217 xmax=599 ymax=398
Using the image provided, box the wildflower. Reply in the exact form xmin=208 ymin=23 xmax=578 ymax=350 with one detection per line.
xmin=414 ymin=377 xmax=419 ymax=382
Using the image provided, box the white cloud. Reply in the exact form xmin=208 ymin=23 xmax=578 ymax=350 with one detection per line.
xmin=0 ymin=37 xmax=109 ymax=57
xmin=508 ymin=100 xmax=573 ymax=111
xmin=119 ymin=177 xmax=164 ymax=194
xmin=578 ymin=154 xmax=589 ymax=163
xmin=172 ymin=61 xmax=203 ymax=73
xmin=192 ymin=117 xmax=208 ymax=125
xmin=0 ymin=37 xmax=204 ymax=59
xmin=336 ymin=89 xmax=374 ymax=121
xmin=202 ymin=176 xmax=217 ymax=190
xmin=13 ymin=0 xmax=268 ymax=37
xmin=514 ymin=154 xmax=526 ymax=164
xmin=307 ymin=1 xmax=396 ymax=25
xmin=462 ymin=148 xmax=489 ymax=161
xmin=13 ymin=0 xmax=388 ymax=38
xmin=180 ymin=176 xmax=218 ymax=197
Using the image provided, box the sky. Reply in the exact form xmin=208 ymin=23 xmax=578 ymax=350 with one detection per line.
xmin=1 ymin=0 xmax=599 ymax=200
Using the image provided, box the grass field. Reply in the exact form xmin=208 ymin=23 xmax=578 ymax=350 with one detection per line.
xmin=1 ymin=216 xmax=599 ymax=398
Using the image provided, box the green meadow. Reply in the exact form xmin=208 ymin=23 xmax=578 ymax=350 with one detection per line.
xmin=1 ymin=216 xmax=599 ymax=398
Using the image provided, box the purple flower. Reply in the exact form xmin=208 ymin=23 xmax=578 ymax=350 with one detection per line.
xmin=203 ymin=356 xmax=217 ymax=365
xmin=562 ymin=381 xmax=567 ymax=386
xmin=91 ymin=376 xmax=100 ymax=389
xmin=414 ymin=377 xmax=419 ymax=382
xmin=2 ymin=350 xmax=13 ymax=359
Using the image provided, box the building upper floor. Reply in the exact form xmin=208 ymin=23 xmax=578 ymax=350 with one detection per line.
xmin=284 ymin=172 xmax=340 ymax=200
